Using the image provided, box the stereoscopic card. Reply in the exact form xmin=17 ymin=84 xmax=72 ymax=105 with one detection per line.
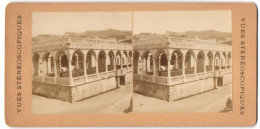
xmin=5 ymin=3 xmax=257 ymax=126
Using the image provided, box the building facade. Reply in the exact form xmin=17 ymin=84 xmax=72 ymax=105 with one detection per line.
xmin=133 ymin=36 xmax=232 ymax=101
xmin=32 ymin=37 xmax=133 ymax=103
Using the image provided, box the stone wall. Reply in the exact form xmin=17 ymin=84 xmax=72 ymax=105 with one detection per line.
xmin=223 ymin=72 xmax=232 ymax=85
xmin=169 ymin=77 xmax=215 ymax=100
xmin=125 ymin=72 xmax=133 ymax=84
xmin=134 ymin=77 xmax=216 ymax=101
xmin=32 ymin=82 xmax=72 ymax=102
xmin=134 ymin=80 xmax=170 ymax=101
xmin=73 ymin=76 xmax=118 ymax=102
xmin=33 ymin=76 xmax=118 ymax=102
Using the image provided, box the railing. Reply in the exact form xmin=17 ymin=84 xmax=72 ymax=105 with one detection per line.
xmin=206 ymin=71 xmax=214 ymax=78
xmin=108 ymin=65 xmax=114 ymax=71
xmin=108 ymin=70 xmax=116 ymax=77
xmin=185 ymin=68 xmax=195 ymax=75
xmin=145 ymin=71 xmax=153 ymax=75
xmin=98 ymin=67 xmax=106 ymax=73
xmin=158 ymin=71 xmax=168 ymax=77
xmin=142 ymin=75 xmax=153 ymax=82
xmin=72 ymin=70 xmax=84 ymax=77
xmin=169 ymin=36 xmax=232 ymax=52
xmin=155 ymin=76 xmax=168 ymax=84
xmin=170 ymin=76 xmax=183 ymax=85
xmin=133 ymin=36 xmax=232 ymax=52
xmin=206 ymin=66 xmax=213 ymax=71
xmin=171 ymin=69 xmax=182 ymax=76
xmin=73 ymin=76 xmax=85 ymax=85
xmin=44 ymin=77 xmax=55 ymax=83
xmin=68 ymin=37 xmax=132 ymax=50
xmin=197 ymin=67 xmax=204 ymax=73
xmin=56 ymin=78 xmax=70 ymax=85
xmin=185 ymin=74 xmax=196 ymax=81
xmin=127 ymin=66 xmax=133 ymax=72
xmin=116 ymin=65 xmax=121 ymax=70
xmin=87 ymin=74 xmax=98 ymax=81
xmin=133 ymin=74 xmax=142 ymax=80
xmin=33 ymin=76 xmax=43 ymax=82
xmin=226 ymin=68 xmax=232 ymax=73
xmin=215 ymin=66 xmax=220 ymax=70
xmin=197 ymin=73 xmax=205 ymax=79
xmin=87 ymin=68 xmax=96 ymax=75
xmin=99 ymin=72 xmax=107 ymax=78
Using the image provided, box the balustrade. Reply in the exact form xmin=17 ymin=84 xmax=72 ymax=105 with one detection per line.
xmin=73 ymin=76 xmax=85 ymax=85
xmin=171 ymin=69 xmax=182 ymax=76
xmin=33 ymin=76 xmax=43 ymax=82
xmin=185 ymin=68 xmax=195 ymax=75
xmin=44 ymin=77 xmax=55 ymax=83
xmin=197 ymin=67 xmax=204 ymax=73
xmin=87 ymin=68 xmax=96 ymax=75
xmin=143 ymin=74 xmax=154 ymax=82
xmin=155 ymin=76 xmax=168 ymax=84
xmin=108 ymin=65 xmax=114 ymax=71
xmin=206 ymin=66 xmax=212 ymax=71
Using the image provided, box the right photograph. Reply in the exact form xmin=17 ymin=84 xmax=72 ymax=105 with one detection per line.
xmin=132 ymin=11 xmax=232 ymax=113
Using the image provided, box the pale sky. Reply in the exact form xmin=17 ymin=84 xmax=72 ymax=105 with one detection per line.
xmin=133 ymin=11 xmax=232 ymax=34
xmin=32 ymin=12 xmax=132 ymax=36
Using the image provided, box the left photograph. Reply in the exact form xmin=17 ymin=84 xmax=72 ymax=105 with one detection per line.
xmin=32 ymin=12 xmax=133 ymax=114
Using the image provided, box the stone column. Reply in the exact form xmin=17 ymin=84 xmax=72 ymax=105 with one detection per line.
xmin=212 ymin=55 xmax=215 ymax=71
xmin=114 ymin=58 xmax=116 ymax=70
xmin=105 ymin=55 xmax=108 ymax=72
xmin=176 ymin=55 xmax=178 ymax=69
xmin=182 ymin=55 xmax=186 ymax=82
xmin=153 ymin=59 xmax=156 ymax=82
xmin=38 ymin=58 xmax=41 ymax=76
xmin=43 ymin=60 xmax=47 ymax=77
xmin=204 ymin=56 xmax=207 ymax=73
xmin=159 ymin=57 xmax=161 ymax=70
xmin=76 ymin=56 xmax=79 ymax=69
xmin=96 ymin=59 xmax=99 ymax=74
xmin=194 ymin=57 xmax=197 ymax=79
xmin=48 ymin=57 xmax=51 ymax=74
xmin=53 ymin=61 xmax=57 ymax=83
xmin=84 ymin=58 xmax=87 ymax=83
xmin=59 ymin=59 xmax=62 ymax=72
xmin=120 ymin=57 xmax=123 ymax=69
xmin=68 ymin=61 xmax=74 ymax=86
xmin=167 ymin=59 xmax=171 ymax=84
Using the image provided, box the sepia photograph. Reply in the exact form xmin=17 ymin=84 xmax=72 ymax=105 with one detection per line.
xmin=31 ymin=12 xmax=133 ymax=114
xmin=132 ymin=11 xmax=232 ymax=113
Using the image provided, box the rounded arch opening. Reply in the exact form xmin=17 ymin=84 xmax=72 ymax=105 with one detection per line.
xmin=71 ymin=50 xmax=84 ymax=77
xmin=43 ymin=52 xmax=55 ymax=77
xmin=155 ymin=49 xmax=167 ymax=77
xmin=143 ymin=50 xmax=153 ymax=75
xmin=98 ymin=50 xmax=106 ymax=73
xmin=215 ymin=52 xmax=220 ymax=70
xmin=116 ymin=51 xmax=122 ymax=70
xmin=185 ymin=50 xmax=195 ymax=74
xmin=133 ymin=51 xmax=140 ymax=74
xmin=108 ymin=50 xmax=115 ymax=71
xmin=196 ymin=51 xmax=205 ymax=73
xmin=32 ymin=53 xmax=40 ymax=76
xmin=206 ymin=52 xmax=213 ymax=71
xmin=86 ymin=50 xmax=97 ymax=75
xmin=170 ymin=49 xmax=183 ymax=76
xmin=128 ymin=51 xmax=132 ymax=66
